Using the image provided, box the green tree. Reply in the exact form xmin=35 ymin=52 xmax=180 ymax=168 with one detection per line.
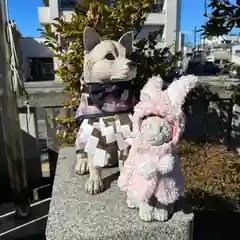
xmin=39 ymin=0 xmax=180 ymax=143
xmin=201 ymin=0 xmax=240 ymax=38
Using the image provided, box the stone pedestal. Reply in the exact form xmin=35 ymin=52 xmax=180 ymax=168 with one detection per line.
xmin=46 ymin=147 xmax=194 ymax=240
xmin=232 ymin=104 xmax=240 ymax=154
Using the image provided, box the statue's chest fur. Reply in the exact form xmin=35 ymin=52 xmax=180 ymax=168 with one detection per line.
xmin=76 ymin=113 xmax=133 ymax=167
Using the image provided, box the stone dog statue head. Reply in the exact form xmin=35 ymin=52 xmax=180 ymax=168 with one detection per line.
xmin=83 ymin=27 xmax=137 ymax=84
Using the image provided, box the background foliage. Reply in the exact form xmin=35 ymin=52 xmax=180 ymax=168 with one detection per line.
xmin=201 ymin=0 xmax=240 ymax=37
xmin=39 ymin=0 xmax=180 ymax=143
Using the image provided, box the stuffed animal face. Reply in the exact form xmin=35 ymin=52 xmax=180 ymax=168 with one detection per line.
xmin=140 ymin=116 xmax=173 ymax=146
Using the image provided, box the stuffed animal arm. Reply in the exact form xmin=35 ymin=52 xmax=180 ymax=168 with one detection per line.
xmin=137 ymin=159 xmax=158 ymax=180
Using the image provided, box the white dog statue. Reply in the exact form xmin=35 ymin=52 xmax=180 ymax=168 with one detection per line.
xmin=75 ymin=27 xmax=137 ymax=194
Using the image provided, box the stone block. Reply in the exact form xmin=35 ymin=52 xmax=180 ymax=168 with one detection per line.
xmin=231 ymin=104 xmax=240 ymax=154
xmin=46 ymin=147 xmax=194 ymax=240
xmin=183 ymin=98 xmax=208 ymax=142
xmin=205 ymin=100 xmax=231 ymax=143
xmin=18 ymin=110 xmax=42 ymax=184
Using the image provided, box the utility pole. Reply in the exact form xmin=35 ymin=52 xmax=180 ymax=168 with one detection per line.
xmin=0 ymin=0 xmax=30 ymax=218
xmin=194 ymin=26 xmax=197 ymax=49
xmin=203 ymin=0 xmax=207 ymax=48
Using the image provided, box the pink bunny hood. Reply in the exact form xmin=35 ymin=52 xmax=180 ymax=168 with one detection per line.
xmin=132 ymin=75 xmax=199 ymax=151
xmin=117 ymin=75 xmax=199 ymax=204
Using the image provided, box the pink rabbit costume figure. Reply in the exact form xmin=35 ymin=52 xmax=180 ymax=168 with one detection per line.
xmin=118 ymin=75 xmax=199 ymax=222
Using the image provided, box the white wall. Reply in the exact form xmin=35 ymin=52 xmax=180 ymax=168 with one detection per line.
xmin=38 ymin=6 xmax=51 ymax=24
xmin=202 ymin=35 xmax=240 ymax=46
xmin=145 ymin=13 xmax=166 ymax=25
xmin=136 ymin=0 xmax=181 ymax=49
xmin=183 ymin=46 xmax=193 ymax=55
xmin=231 ymin=45 xmax=240 ymax=65
xmin=165 ymin=0 xmax=180 ymax=49
xmin=178 ymin=32 xmax=184 ymax=51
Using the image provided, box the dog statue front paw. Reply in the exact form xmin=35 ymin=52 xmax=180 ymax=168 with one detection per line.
xmin=84 ymin=175 xmax=104 ymax=194
xmin=75 ymin=154 xmax=89 ymax=175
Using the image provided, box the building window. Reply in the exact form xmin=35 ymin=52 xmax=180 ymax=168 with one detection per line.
xmin=152 ymin=0 xmax=164 ymax=13
xmin=59 ymin=0 xmax=79 ymax=10
xmin=235 ymin=49 xmax=240 ymax=55
xmin=26 ymin=58 xmax=55 ymax=82
xmin=222 ymin=60 xmax=229 ymax=64
xmin=136 ymin=25 xmax=164 ymax=41
xmin=156 ymin=28 xmax=164 ymax=41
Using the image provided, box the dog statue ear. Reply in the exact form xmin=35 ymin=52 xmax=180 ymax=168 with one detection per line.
xmin=118 ymin=31 xmax=133 ymax=55
xmin=83 ymin=27 xmax=101 ymax=53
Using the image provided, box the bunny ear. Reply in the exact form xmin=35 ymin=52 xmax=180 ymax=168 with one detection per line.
xmin=166 ymin=75 xmax=199 ymax=109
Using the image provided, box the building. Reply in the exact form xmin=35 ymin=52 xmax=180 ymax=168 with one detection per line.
xmin=178 ymin=32 xmax=185 ymax=51
xmin=19 ymin=37 xmax=55 ymax=82
xmin=199 ymin=34 xmax=240 ymax=66
xmin=201 ymin=34 xmax=240 ymax=46
xmin=19 ymin=0 xmax=182 ymax=83
xmin=38 ymin=0 xmax=181 ymax=49
xmin=231 ymin=44 xmax=240 ymax=66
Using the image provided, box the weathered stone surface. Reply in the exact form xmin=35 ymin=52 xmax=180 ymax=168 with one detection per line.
xmin=205 ymin=100 xmax=231 ymax=143
xmin=17 ymin=82 xmax=70 ymax=108
xmin=46 ymin=147 xmax=194 ymax=240
xmin=183 ymin=96 xmax=208 ymax=142
xmin=232 ymin=104 xmax=240 ymax=154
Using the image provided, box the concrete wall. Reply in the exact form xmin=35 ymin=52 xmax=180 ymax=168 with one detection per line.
xmin=0 ymin=1 xmax=41 ymax=202
xmin=0 ymin=0 xmax=13 ymax=196
xmin=17 ymin=81 xmax=71 ymax=181
xmin=183 ymin=86 xmax=240 ymax=150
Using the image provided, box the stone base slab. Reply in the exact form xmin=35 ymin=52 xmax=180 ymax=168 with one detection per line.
xmin=46 ymin=147 xmax=194 ymax=240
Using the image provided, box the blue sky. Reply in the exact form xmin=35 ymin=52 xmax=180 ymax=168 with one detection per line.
xmin=8 ymin=0 xmax=206 ymax=43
